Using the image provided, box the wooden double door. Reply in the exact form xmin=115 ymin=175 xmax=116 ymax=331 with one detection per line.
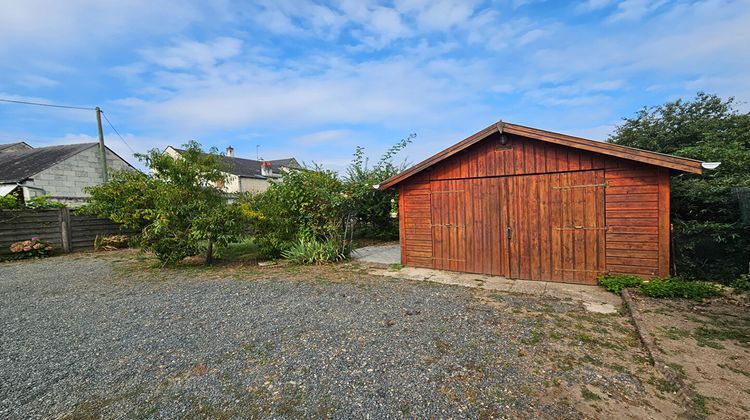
xmin=429 ymin=170 xmax=606 ymax=284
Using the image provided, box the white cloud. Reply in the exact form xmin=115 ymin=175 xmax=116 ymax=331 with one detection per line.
xmin=607 ymin=0 xmax=668 ymax=22
xmin=140 ymin=38 xmax=243 ymax=70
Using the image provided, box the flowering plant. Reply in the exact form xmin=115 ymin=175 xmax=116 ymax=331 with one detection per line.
xmin=9 ymin=236 xmax=53 ymax=259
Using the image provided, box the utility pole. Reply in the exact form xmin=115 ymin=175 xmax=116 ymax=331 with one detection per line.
xmin=95 ymin=107 xmax=108 ymax=182
xmin=256 ymin=144 xmax=260 ymax=160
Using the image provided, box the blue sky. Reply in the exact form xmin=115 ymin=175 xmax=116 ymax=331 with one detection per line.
xmin=1 ymin=0 xmax=749 ymax=171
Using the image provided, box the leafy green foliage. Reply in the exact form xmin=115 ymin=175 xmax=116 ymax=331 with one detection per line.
xmin=599 ymin=273 xmax=723 ymax=300
xmin=597 ymin=274 xmax=644 ymax=294
xmin=608 ymin=92 xmax=750 ymax=282
xmin=343 ymin=134 xmax=414 ymax=239
xmin=0 ymin=191 xmax=66 ymax=209
xmin=731 ymin=274 xmax=750 ymax=292
xmin=84 ymin=141 xmax=246 ymax=265
xmin=281 ymin=238 xmax=347 ymax=265
xmin=81 ymin=170 xmax=152 ymax=229
xmin=241 ymin=167 xmax=350 ymax=258
xmin=639 ymin=277 xmax=722 ymax=300
xmin=0 ymin=191 xmax=21 ymax=209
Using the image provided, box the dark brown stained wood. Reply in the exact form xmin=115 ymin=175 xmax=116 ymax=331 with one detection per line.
xmin=393 ymin=122 xmax=683 ymax=284
xmin=380 ymin=121 xmax=703 ymax=190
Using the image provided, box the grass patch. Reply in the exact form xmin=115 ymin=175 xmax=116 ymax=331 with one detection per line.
xmin=521 ymin=329 xmax=541 ymax=345
xmin=581 ymin=386 xmax=601 ymax=401
xmin=388 ymin=263 xmax=402 ymax=270
xmin=662 ymin=326 xmax=691 ymax=340
xmin=647 ymin=375 xmax=680 ymax=393
xmin=640 ymin=278 xmax=722 ymax=300
xmin=694 ymin=326 xmax=750 ymax=349
xmin=217 ymin=238 xmax=264 ymax=262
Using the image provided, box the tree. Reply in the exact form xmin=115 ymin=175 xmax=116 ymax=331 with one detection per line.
xmin=608 ymin=92 xmax=750 ymax=281
xmin=343 ymin=133 xmax=414 ymax=239
xmin=84 ymin=141 xmax=246 ymax=265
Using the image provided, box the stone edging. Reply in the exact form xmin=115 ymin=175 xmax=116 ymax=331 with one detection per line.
xmin=621 ymin=288 xmax=701 ymax=419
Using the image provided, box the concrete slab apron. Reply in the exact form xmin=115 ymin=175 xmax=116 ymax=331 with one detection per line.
xmin=351 ymin=244 xmax=401 ymax=265
xmin=371 ymin=267 xmax=621 ymax=314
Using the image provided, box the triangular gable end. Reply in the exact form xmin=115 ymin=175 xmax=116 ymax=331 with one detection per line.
xmin=379 ymin=121 xmax=704 ymax=190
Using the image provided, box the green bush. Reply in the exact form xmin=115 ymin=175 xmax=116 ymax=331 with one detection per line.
xmin=608 ymin=93 xmax=750 ymax=283
xmin=241 ymin=167 xmax=350 ymax=258
xmin=84 ymin=141 xmax=247 ymax=266
xmin=640 ymin=277 xmax=722 ymax=300
xmin=731 ymin=274 xmax=750 ymax=292
xmin=1 ymin=191 xmax=66 ymax=209
xmin=281 ymin=238 xmax=348 ymax=265
xmin=343 ymin=134 xmax=413 ymax=240
xmin=597 ymin=274 xmax=644 ymax=294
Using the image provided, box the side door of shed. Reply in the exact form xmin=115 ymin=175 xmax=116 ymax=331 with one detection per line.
xmin=429 ymin=178 xmax=503 ymax=275
xmin=429 ymin=179 xmax=467 ymax=272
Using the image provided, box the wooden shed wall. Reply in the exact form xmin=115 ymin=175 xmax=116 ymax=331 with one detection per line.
xmin=397 ymin=134 xmax=671 ymax=283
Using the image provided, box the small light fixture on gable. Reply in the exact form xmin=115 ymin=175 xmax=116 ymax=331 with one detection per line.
xmin=701 ymin=162 xmax=721 ymax=170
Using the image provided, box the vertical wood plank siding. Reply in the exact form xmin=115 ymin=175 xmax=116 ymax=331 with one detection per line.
xmin=397 ymin=133 xmax=672 ymax=284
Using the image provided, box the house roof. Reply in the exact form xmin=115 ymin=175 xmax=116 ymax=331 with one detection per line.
xmin=379 ymin=121 xmax=704 ymax=190
xmin=172 ymin=148 xmax=300 ymax=179
xmin=0 ymin=142 xmax=32 ymax=152
xmin=0 ymin=143 xmax=100 ymax=183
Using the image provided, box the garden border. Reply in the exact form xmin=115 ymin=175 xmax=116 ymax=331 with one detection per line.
xmin=622 ymin=288 xmax=700 ymax=419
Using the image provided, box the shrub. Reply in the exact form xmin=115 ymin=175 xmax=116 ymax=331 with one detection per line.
xmin=242 ymin=167 xmax=350 ymax=258
xmin=9 ymin=236 xmax=53 ymax=259
xmin=597 ymin=274 xmax=644 ymax=294
xmin=281 ymin=238 xmax=348 ymax=265
xmin=84 ymin=141 xmax=247 ymax=266
xmin=1 ymin=192 xmax=66 ymax=209
xmin=730 ymin=274 xmax=750 ymax=292
xmin=640 ymin=277 xmax=722 ymax=300
xmin=608 ymin=93 xmax=750 ymax=283
xmin=343 ymin=134 xmax=414 ymax=239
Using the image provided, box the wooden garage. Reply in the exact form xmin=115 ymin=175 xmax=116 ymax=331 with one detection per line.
xmin=379 ymin=122 xmax=705 ymax=285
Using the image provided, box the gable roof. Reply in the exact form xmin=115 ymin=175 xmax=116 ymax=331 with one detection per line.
xmin=171 ymin=148 xmax=300 ymax=179
xmin=0 ymin=142 xmax=32 ymax=152
xmin=379 ymin=121 xmax=704 ymax=190
xmin=0 ymin=143 xmax=99 ymax=183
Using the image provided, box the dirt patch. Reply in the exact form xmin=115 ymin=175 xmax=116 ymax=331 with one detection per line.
xmin=472 ymin=290 xmax=685 ymax=419
xmin=628 ymin=292 xmax=750 ymax=419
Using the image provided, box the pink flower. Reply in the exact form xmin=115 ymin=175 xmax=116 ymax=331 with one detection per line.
xmin=31 ymin=236 xmax=39 ymax=241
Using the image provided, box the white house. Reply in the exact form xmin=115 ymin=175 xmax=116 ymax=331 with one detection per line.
xmin=0 ymin=142 xmax=134 ymax=206
xmin=163 ymin=146 xmax=300 ymax=193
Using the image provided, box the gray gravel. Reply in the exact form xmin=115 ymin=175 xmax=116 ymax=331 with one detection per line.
xmin=0 ymin=255 xmax=581 ymax=419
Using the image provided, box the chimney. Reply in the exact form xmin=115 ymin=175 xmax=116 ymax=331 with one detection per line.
xmin=260 ymin=161 xmax=273 ymax=176
xmin=226 ymin=145 xmax=234 ymax=157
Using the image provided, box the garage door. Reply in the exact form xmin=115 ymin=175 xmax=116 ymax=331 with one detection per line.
xmin=429 ymin=170 xmax=606 ymax=284
xmin=501 ymin=170 xmax=606 ymax=284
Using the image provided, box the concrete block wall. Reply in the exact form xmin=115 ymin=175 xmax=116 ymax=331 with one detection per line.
xmin=25 ymin=145 xmax=132 ymax=204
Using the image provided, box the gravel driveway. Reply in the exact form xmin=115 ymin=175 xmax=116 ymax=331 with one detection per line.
xmin=0 ymin=253 xmax=680 ymax=418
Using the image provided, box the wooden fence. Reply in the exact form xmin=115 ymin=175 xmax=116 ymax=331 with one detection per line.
xmin=0 ymin=209 xmax=136 ymax=258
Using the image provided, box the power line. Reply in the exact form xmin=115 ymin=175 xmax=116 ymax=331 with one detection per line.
xmin=0 ymin=98 xmax=95 ymax=111
xmin=0 ymin=97 xmax=137 ymax=155
xmin=101 ymin=111 xmax=136 ymax=155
